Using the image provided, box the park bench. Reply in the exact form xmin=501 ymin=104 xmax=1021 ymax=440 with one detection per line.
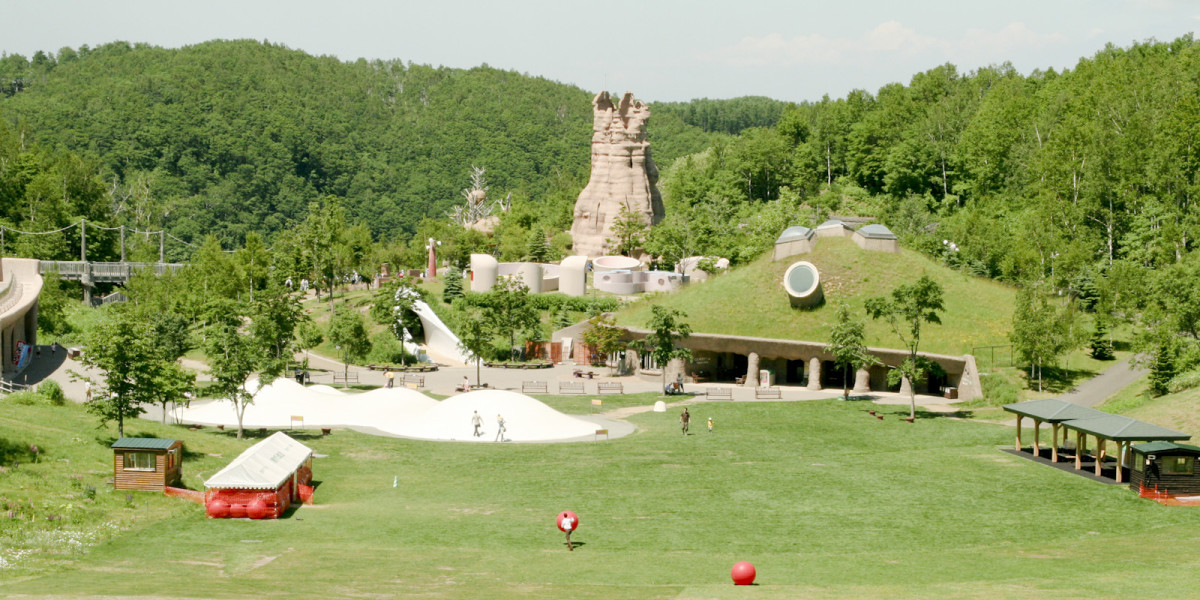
xmin=706 ymin=387 xmax=733 ymax=400
xmin=558 ymin=381 xmax=585 ymax=394
xmin=333 ymin=371 xmax=359 ymax=384
xmin=755 ymin=386 xmax=781 ymax=399
xmin=597 ymin=382 xmax=623 ymax=394
xmin=403 ymin=374 xmax=425 ymax=387
xmin=521 ymin=381 xmax=548 ymax=394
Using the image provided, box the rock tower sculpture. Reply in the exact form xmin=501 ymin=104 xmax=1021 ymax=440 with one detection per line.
xmin=570 ymin=91 xmax=664 ymax=257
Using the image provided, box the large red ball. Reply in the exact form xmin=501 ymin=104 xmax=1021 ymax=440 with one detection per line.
xmin=247 ymin=497 xmax=271 ymax=519
xmin=556 ymin=510 xmax=579 ymax=532
xmin=731 ymin=561 xmax=756 ymax=585
xmin=206 ymin=499 xmax=230 ymax=519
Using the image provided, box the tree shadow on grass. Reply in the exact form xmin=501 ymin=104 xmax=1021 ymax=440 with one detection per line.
xmin=209 ymin=428 xmax=326 ymax=442
xmin=0 ymin=438 xmax=38 ymax=466
xmin=1032 ymin=364 xmax=1104 ymax=394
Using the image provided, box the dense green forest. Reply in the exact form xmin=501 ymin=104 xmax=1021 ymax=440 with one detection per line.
xmin=0 ymin=40 xmax=724 ymax=248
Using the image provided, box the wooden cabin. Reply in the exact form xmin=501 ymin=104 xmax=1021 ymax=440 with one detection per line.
xmin=1129 ymin=441 xmax=1200 ymax=496
xmin=204 ymin=432 xmax=313 ymax=519
xmin=112 ymin=437 xmax=182 ymax=491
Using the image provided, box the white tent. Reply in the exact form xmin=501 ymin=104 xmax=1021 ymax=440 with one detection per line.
xmin=204 ymin=432 xmax=312 ymax=490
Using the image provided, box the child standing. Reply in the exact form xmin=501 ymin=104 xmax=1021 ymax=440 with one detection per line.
xmin=707 ymin=416 xmax=714 ymax=433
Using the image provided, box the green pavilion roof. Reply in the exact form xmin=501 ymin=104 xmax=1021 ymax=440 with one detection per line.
xmin=1064 ymin=414 xmax=1190 ymax=442
xmin=1131 ymin=441 xmax=1200 ymax=454
xmin=1002 ymin=398 xmax=1107 ymax=422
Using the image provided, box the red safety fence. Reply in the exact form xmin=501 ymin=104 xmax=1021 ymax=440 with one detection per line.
xmin=205 ymin=483 xmax=290 ymax=519
xmin=1139 ymin=482 xmax=1172 ymax=499
xmin=298 ymin=484 xmax=315 ymax=505
xmin=164 ymin=486 xmax=205 ymax=504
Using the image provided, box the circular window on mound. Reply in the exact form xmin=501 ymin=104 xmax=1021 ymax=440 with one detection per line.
xmin=783 ymin=261 xmax=820 ymax=297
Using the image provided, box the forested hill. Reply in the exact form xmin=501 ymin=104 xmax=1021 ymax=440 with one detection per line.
xmin=0 ymin=39 xmax=716 ymax=244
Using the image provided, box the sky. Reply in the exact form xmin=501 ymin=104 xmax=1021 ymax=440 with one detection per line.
xmin=1 ymin=0 xmax=1197 ymax=103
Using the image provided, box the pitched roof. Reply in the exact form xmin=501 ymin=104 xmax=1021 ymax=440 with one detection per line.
xmin=111 ymin=437 xmax=178 ymax=450
xmin=1132 ymin=441 xmax=1200 ymax=455
xmin=204 ymin=432 xmax=312 ymax=490
xmin=1064 ymin=414 xmax=1190 ymax=442
xmin=1002 ymin=398 xmax=1107 ymax=422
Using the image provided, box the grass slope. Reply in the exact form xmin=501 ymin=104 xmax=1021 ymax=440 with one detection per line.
xmin=4 ymin=398 xmax=1200 ymax=599
xmin=617 ymin=237 xmax=1017 ymax=356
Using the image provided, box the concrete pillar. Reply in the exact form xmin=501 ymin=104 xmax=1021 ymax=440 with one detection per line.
xmin=899 ymin=376 xmax=912 ymax=397
xmin=26 ymin=301 xmax=37 ymax=347
xmin=807 ymin=357 xmax=821 ymax=390
xmin=746 ymin=352 xmax=759 ymax=387
xmin=853 ymin=368 xmax=871 ymax=394
xmin=666 ymin=357 xmax=687 ymax=386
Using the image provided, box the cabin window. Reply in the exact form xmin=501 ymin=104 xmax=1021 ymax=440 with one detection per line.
xmin=166 ymin=447 xmax=180 ymax=470
xmin=1165 ymin=456 xmax=1194 ymax=474
xmin=125 ymin=452 xmax=156 ymax=471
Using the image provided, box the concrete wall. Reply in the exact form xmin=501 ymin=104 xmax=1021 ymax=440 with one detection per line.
xmin=852 ymin=233 xmax=900 ymax=253
xmin=0 ymin=258 xmax=43 ymax=375
xmin=772 ymin=238 xmax=815 ymax=261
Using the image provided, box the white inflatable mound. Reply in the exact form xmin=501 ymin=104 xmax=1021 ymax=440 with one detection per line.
xmin=383 ymin=389 xmax=600 ymax=442
xmin=179 ymin=379 xmax=437 ymax=430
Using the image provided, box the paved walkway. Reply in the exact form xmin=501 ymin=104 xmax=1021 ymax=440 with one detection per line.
xmin=1059 ymin=357 xmax=1146 ymax=407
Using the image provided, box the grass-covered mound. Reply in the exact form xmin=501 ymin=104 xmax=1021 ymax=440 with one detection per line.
xmin=4 ymin=397 xmax=1199 ymax=599
xmin=618 ymin=237 xmax=1017 ymax=356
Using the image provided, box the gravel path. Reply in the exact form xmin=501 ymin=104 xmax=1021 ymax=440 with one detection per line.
xmin=1060 ymin=357 xmax=1146 ymax=407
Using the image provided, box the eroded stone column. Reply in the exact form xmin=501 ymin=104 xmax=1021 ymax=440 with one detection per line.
xmin=807 ymin=357 xmax=821 ymax=390
xmin=899 ymin=376 xmax=912 ymax=397
xmin=853 ymin=368 xmax=871 ymax=394
xmin=746 ymin=352 xmax=759 ymax=387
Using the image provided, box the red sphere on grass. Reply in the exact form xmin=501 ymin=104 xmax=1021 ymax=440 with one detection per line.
xmin=556 ymin=510 xmax=579 ymax=532
xmin=205 ymin=499 xmax=230 ymax=519
xmin=731 ymin=561 xmax=756 ymax=585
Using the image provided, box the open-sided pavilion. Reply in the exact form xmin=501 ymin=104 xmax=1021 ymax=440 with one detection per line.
xmin=1003 ymin=398 xmax=1191 ymax=484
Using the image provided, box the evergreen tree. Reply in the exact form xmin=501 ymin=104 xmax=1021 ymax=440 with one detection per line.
xmin=1149 ymin=339 xmax=1176 ymax=397
xmin=526 ymin=229 xmax=551 ymax=263
xmin=443 ymin=268 xmax=464 ymax=304
xmin=1089 ymin=319 xmax=1115 ymax=360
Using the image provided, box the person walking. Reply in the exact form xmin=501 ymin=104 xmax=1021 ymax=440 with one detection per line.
xmin=386 ymin=370 xmax=394 ymax=388
xmin=471 ymin=410 xmax=484 ymax=437
xmin=85 ymin=381 xmax=93 ymax=402
xmin=680 ymin=408 xmax=690 ymax=435
xmin=495 ymin=414 xmax=507 ymax=442
xmin=561 ymin=512 xmax=576 ymax=551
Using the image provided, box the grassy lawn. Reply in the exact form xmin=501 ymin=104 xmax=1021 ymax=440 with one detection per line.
xmin=616 ymin=237 xmax=1018 ymax=356
xmin=4 ymin=396 xmax=1200 ymax=599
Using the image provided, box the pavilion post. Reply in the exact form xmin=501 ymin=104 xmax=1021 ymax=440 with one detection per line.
xmin=1095 ymin=437 xmax=1106 ymax=477
xmin=1116 ymin=442 xmax=1127 ymax=484
xmin=1015 ymin=415 xmax=1023 ymax=451
xmin=1051 ymin=424 xmax=1059 ymax=462
xmin=1075 ymin=430 xmax=1084 ymax=470
xmin=1033 ymin=420 xmax=1041 ymax=457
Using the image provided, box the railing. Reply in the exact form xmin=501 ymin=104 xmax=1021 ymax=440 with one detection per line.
xmin=40 ymin=261 xmax=187 ymax=283
xmin=0 ymin=379 xmax=29 ymax=396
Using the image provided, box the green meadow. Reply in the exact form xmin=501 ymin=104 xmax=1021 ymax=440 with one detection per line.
xmin=3 ymin=394 xmax=1200 ymax=600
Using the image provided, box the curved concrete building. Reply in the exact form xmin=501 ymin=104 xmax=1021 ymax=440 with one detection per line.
xmin=559 ymin=256 xmax=589 ymax=297
xmin=513 ymin=262 xmax=543 ymax=294
xmin=783 ymin=261 xmax=823 ymax=308
xmin=592 ymin=255 xmax=641 ymax=272
xmin=1 ymin=258 xmax=43 ymax=376
xmin=469 ymin=254 xmax=498 ymax=293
